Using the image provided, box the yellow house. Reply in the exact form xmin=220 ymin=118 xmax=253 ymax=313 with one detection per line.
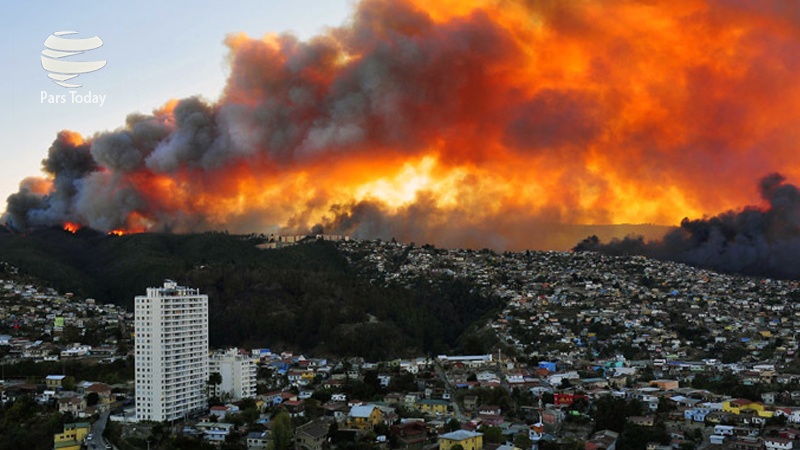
xmin=53 ymin=422 xmax=90 ymax=450
xmin=301 ymin=371 xmax=315 ymax=382
xmin=416 ymin=399 xmax=450 ymax=415
xmin=722 ymin=399 xmax=774 ymax=418
xmin=46 ymin=375 xmax=67 ymax=390
xmin=347 ymin=404 xmax=383 ymax=430
xmin=439 ymin=430 xmax=483 ymax=450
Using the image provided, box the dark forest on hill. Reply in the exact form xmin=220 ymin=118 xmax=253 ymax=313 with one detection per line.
xmin=0 ymin=228 xmax=501 ymax=359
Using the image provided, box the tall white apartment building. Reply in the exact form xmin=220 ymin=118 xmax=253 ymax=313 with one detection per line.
xmin=209 ymin=348 xmax=258 ymax=401
xmin=135 ymin=280 xmax=209 ymax=422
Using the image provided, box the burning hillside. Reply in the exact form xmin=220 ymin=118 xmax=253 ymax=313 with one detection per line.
xmin=7 ymin=0 xmax=800 ymax=250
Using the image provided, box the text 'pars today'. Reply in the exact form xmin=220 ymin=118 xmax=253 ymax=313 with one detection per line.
xmin=41 ymin=91 xmax=106 ymax=107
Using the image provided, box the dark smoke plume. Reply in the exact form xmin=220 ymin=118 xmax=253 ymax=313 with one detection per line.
xmin=575 ymin=174 xmax=800 ymax=279
xmin=6 ymin=0 xmax=800 ymax=254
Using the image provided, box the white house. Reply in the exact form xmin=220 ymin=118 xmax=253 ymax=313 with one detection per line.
xmin=196 ymin=421 xmax=235 ymax=444
xmin=714 ymin=425 xmax=734 ymax=436
xmin=765 ymin=437 xmax=793 ymax=450
xmin=710 ymin=435 xmax=726 ymax=445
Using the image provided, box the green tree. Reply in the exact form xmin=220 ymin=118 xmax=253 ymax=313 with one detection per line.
xmin=269 ymin=410 xmax=292 ymax=450
xmin=86 ymin=391 xmax=100 ymax=406
xmin=657 ymin=396 xmax=675 ymax=413
xmin=208 ymin=371 xmax=222 ymax=398
xmin=445 ymin=418 xmax=461 ymax=432
xmin=62 ymin=376 xmax=76 ymax=391
xmin=482 ymin=426 xmax=504 ymax=444
xmin=304 ymin=398 xmax=322 ymax=420
xmin=514 ymin=432 xmax=533 ymax=449
xmin=592 ymin=395 xmax=640 ymax=432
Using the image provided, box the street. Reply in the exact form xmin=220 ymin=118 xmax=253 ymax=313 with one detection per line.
xmin=87 ymin=409 xmax=112 ymax=450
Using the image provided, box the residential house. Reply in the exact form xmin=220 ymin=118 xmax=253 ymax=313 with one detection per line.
xmin=196 ymin=421 xmax=235 ymax=444
xmin=649 ymin=380 xmax=679 ymax=390
xmin=416 ymin=399 xmax=449 ymax=416
xmin=287 ymin=370 xmax=315 ymax=387
xmin=476 ymin=404 xmax=504 ymax=426
xmin=390 ymin=421 xmax=428 ymax=450
xmin=723 ymin=399 xmax=774 ymax=418
xmin=210 ymin=405 xmax=231 ymax=418
xmin=729 ymin=436 xmax=763 ymax=450
xmin=779 ymin=429 xmax=800 ymax=441
xmin=404 ymin=393 xmax=422 ymax=409
xmin=347 ymin=404 xmax=383 ymax=430
xmin=53 ymin=422 xmax=90 ymax=450
xmin=46 ymin=375 xmax=66 ymax=390
xmin=321 ymin=401 xmax=349 ymax=422
xmin=85 ymin=383 xmax=112 ymax=404
xmin=477 ymin=405 xmax=502 ymax=416
xmin=263 ymin=391 xmax=296 ymax=407
xmin=438 ymin=430 xmax=484 ymax=450
xmin=247 ymin=431 xmax=270 ymax=450
xmin=684 ymin=408 xmax=713 ymax=422
xmin=554 ymin=393 xmax=588 ymax=407
xmin=377 ymin=374 xmax=391 ymax=388
xmin=627 ymin=416 xmax=655 ymax=427
xmin=765 ymin=437 xmax=793 ymax=450
xmin=295 ymin=418 xmax=331 ymax=450
xmin=585 ymin=429 xmax=619 ymax=450
xmin=58 ymin=395 xmax=86 ymax=416
xmin=714 ymin=425 xmax=735 ymax=436
xmin=669 ymin=395 xmax=701 ymax=408
xmin=710 ymin=434 xmax=727 ymax=446
xmin=375 ymin=404 xmax=399 ymax=424
xmin=383 ymin=393 xmax=404 ymax=407
xmin=283 ymin=400 xmax=306 ymax=418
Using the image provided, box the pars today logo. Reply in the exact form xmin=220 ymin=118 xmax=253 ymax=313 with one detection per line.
xmin=40 ymin=31 xmax=107 ymax=106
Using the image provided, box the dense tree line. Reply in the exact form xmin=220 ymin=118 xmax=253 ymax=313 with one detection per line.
xmin=0 ymin=229 xmax=503 ymax=358
xmin=0 ymin=397 xmax=69 ymax=450
xmin=1 ymin=357 xmax=133 ymax=385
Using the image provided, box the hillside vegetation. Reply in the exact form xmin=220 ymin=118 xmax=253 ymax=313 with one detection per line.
xmin=0 ymin=228 xmax=501 ymax=358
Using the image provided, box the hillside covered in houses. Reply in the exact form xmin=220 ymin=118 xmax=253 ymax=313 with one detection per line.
xmin=1 ymin=233 xmax=800 ymax=449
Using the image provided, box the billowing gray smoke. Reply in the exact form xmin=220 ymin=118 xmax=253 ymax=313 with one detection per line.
xmin=574 ymin=174 xmax=800 ymax=279
xmin=6 ymin=0 xmax=800 ymax=258
xmin=6 ymin=131 xmax=96 ymax=229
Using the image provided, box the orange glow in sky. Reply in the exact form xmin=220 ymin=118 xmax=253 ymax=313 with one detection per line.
xmin=8 ymin=0 xmax=800 ymax=250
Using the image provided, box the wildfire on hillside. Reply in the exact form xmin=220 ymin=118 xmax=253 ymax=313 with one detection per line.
xmin=63 ymin=222 xmax=80 ymax=234
xmin=6 ymin=0 xmax=800 ymax=251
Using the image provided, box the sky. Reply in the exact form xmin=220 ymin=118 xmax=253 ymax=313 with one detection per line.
xmin=0 ymin=0 xmax=352 ymax=209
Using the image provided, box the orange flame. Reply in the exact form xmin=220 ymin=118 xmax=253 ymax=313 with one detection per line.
xmin=12 ymin=0 xmax=800 ymax=251
xmin=63 ymin=222 xmax=80 ymax=234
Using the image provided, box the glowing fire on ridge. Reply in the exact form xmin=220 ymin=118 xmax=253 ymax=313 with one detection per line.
xmin=6 ymin=0 xmax=800 ymax=251
xmin=63 ymin=222 xmax=80 ymax=234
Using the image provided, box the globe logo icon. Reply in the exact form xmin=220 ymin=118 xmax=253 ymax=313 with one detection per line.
xmin=41 ymin=31 xmax=106 ymax=88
